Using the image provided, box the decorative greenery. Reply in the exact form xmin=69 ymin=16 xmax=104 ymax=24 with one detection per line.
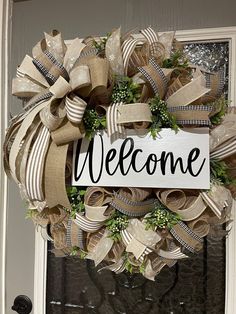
xmin=149 ymin=96 xmax=179 ymax=139
xmin=25 ymin=208 xmax=38 ymax=219
xmin=139 ymin=260 xmax=146 ymax=275
xmin=111 ymin=76 xmax=141 ymax=103
xmin=66 ymin=187 xmax=86 ymax=218
xmin=210 ymin=159 xmax=236 ymax=186
xmin=105 ymin=211 xmax=129 ymax=241
xmin=162 ymin=50 xmax=189 ymax=69
xmin=70 ymin=246 xmax=87 ymax=259
xmin=83 ymin=109 xmax=106 ymax=139
xmin=210 ymin=96 xmax=229 ymax=125
xmin=92 ymin=33 xmax=111 ymax=54
xmin=145 ymin=203 xmax=181 ymax=230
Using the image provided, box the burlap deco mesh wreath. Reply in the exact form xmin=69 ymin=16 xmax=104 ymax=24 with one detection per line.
xmin=3 ymin=27 xmax=236 ymax=280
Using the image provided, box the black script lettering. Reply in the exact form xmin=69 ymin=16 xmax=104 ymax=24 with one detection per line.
xmin=187 ymin=148 xmax=206 ymax=177
xmin=74 ymin=135 xmax=104 ymax=183
xmin=105 ymin=148 xmax=118 ymax=175
xmin=160 ymin=152 xmax=188 ymax=175
xmin=119 ymin=138 xmax=135 ymax=175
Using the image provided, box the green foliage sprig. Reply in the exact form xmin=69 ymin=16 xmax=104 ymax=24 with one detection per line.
xmin=25 ymin=208 xmax=38 ymax=219
xmin=111 ymin=76 xmax=141 ymax=103
xmin=145 ymin=203 xmax=181 ymax=230
xmin=83 ymin=109 xmax=106 ymax=139
xmin=162 ymin=50 xmax=189 ymax=69
xmin=105 ymin=211 xmax=129 ymax=241
xmin=70 ymin=246 xmax=87 ymax=259
xmin=149 ymin=96 xmax=179 ymax=139
xmin=92 ymin=33 xmax=111 ymax=54
xmin=210 ymin=159 xmax=236 ymax=186
xmin=210 ymin=96 xmax=229 ymax=125
xmin=66 ymin=187 xmax=86 ymax=218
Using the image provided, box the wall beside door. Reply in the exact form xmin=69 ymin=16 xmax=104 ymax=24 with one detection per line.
xmin=6 ymin=0 xmax=236 ymax=312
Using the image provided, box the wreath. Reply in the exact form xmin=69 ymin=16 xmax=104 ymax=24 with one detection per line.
xmin=4 ymin=27 xmax=236 ymax=280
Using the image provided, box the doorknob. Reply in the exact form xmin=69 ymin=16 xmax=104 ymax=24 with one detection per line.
xmin=12 ymin=295 xmax=32 ymax=314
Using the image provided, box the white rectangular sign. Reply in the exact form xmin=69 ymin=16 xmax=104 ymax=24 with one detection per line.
xmin=72 ymin=128 xmax=210 ymax=189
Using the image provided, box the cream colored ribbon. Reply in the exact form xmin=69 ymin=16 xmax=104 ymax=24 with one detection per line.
xmin=86 ymin=229 xmax=114 ymax=266
xmin=117 ymin=103 xmax=152 ymax=124
xmin=105 ymin=27 xmax=124 ymax=76
xmin=156 ymin=189 xmax=207 ymax=221
xmin=166 ymin=71 xmax=211 ymax=107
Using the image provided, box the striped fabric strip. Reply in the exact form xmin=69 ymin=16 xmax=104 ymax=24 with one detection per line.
xmin=138 ymin=57 xmax=168 ymax=96
xmin=66 ymin=218 xmax=73 ymax=247
xmin=170 ymin=221 xmax=203 ymax=254
xmin=74 ymin=213 xmax=103 ymax=233
xmin=40 ymin=226 xmax=54 ymax=242
xmin=149 ymin=57 xmax=167 ymax=88
xmin=65 ymin=95 xmax=87 ymax=124
xmin=200 ymin=191 xmax=222 ymax=218
xmin=121 ymin=39 xmax=139 ymax=75
xmin=66 ymin=218 xmax=85 ymax=249
xmin=175 ymin=119 xmax=210 ymax=126
xmin=210 ymin=139 xmax=236 ymax=160
xmin=158 ymin=247 xmax=188 ymax=259
xmin=33 ymin=50 xmax=69 ymax=85
xmin=110 ymin=192 xmax=156 ymax=217
xmin=138 ymin=66 xmax=157 ymax=93
xmin=24 ymin=91 xmax=53 ymax=112
xmin=106 ymin=102 xmax=125 ymax=138
xmin=205 ymin=68 xmax=224 ymax=98
xmin=140 ymin=27 xmax=158 ymax=45
xmin=168 ymin=105 xmax=212 ymax=126
xmin=80 ymin=47 xmax=98 ymax=58
xmin=25 ymin=125 xmax=50 ymax=201
xmin=168 ymin=105 xmax=212 ymax=112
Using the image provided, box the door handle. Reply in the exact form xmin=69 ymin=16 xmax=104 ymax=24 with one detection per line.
xmin=12 ymin=295 xmax=32 ymax=314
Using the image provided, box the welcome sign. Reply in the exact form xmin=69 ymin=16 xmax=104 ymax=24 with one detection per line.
xmin=72 ymin=128 xmax=210 ymax=189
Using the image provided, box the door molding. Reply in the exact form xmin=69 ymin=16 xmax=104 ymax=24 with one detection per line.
xmin=0 ymin=0 xmax=11 ymax=313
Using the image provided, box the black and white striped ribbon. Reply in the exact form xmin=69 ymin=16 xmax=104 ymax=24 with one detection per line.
xmin=121 ymin=38 xmax=140 ymax=74
xmin=66 ymin=218 xmax=85 ymax=249
xmin=106 ymin=102 xmax=125 ymax=138
xmin=170 ymin=221 xmax=203 ymax=254
xmin=138 ymin=57 xmax=167 ymax=96
xmin=210 ymin=139 xmax=236 ymax=160
xmin=74 ymin=213 xmax=103 ymax=233
xmin=65 ymin=95 xmax=87 ymax=124
xmin=110 ymin=192 xmax=156 ymax=217
xmin=25 ymin=125 xmax=50 ymax=201
xmin=140 ymin=27 xmax=158 ymax=45
xmin=33 ymin=50 xmax=69 ymax=85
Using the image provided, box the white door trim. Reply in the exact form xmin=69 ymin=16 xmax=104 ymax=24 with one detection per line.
xmin=0 ymin=0 xmax=11 ymax=313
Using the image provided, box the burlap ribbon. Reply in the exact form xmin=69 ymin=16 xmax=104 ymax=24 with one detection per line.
xmin=138 ymin=57 xmax=168 ymax=98
xmin=110 ymin=188 xmax=155 ymax=217
xmin=66 ymin=218 xmax=85 ymax=249
xmin=156 ymin=189 xmax=207 ymax=221
xmin=170 ymin=221 xmax=203 ymax=253
xmin=168 ymin=105 xmax=212 ymax=126
xmin=166 ymin=70 xmax=210 ymax=107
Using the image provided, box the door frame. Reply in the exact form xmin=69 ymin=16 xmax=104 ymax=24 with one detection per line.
xmin=0 ymin=2 xmax=236 ymax=311
xmin=0 ymin=0 xmax=12 ymax=313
